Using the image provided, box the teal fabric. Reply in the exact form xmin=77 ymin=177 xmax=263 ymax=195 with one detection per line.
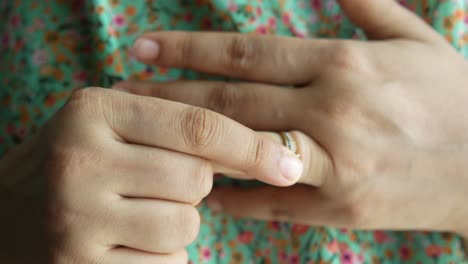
xmin=1 ymin=1 xmax=467 ymax=263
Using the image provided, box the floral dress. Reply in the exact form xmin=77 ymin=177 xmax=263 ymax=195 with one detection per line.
xmin=1 ymin=0 xmax=468 ymax=263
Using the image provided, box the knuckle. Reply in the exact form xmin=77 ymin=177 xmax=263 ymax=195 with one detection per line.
xmin=316 ymin=91 xmax=359 ymax=124
xmin=191 ymin=161 xmax=213 ymax=201
xmin=44 ymin=141 xmax=105 ymax=191
xmin=342 ymin=201 xmax=371 ymax=228
xmin=67 ymin=87 xmax=104 ymax=107
xmin=176 ymin=33 xmax=194 ymax=67
xmin=246 ymin=136 xmax=268 ymax=170
xmin=267 ymin=187 xmax=292 ymax=221
xmin=208 ymin=83 xmax=242 ymax=116
xmin=180 ymin=107 xmax=220 ymax=153
xmin=224 ymin=35 xmax=257 ymax=74
xmin=338 ymin=184 xmax=376 ymax=228
xmin=329 ymin=43 xmax=369 ymax=73
xmin=64 ymin=87 xmax=108 ymax=119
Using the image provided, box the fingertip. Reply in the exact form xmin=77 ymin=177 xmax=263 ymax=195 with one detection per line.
xmin=279 ymin=151 xmax=304 ymax=183
xmin=133 ymin=37 xmax=160 ymax=61
xmin=247 ymin=134 xmax=304 ymax=187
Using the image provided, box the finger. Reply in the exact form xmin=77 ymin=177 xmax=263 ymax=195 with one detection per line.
xmin=113 ymin=80 xmax=300 ymax=130
xmin=106 ymin=248 xmax=187 ymax=264
xmin=112 ymin=143 xmax=213 ymax=204
xmin=111 ymin=199 xmax=199 ymax=254
xmin=213 ymin=131 xmax=333 ymax=187
xmin=212 ymin=132 xmax=283 ymax=180
xmin=338 ymin=0 xmax=441 ymax=42
xmin=94 ymin=88 xmax=303 ymax=186
xmin=205 ymin=185 xmax=349 ymax=227
xmin=132 ymin=31 xmax=332 ymax=84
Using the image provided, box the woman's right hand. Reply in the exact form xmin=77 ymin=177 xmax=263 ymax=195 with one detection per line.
xmin=0 ymin=87 xmax=303 ymax=263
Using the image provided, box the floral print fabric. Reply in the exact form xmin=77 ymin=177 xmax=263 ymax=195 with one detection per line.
xmin=1 ymin=0 xmax=468 ymax=263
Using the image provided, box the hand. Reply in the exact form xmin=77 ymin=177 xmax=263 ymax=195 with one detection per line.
xmin=117 ymin=0 xmax=468 ymax=236
xmin=0 ymin=87 xmax=302 ymax=263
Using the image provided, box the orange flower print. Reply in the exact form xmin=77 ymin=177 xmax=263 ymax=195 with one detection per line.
xmin=425 ymin=245 xmax=443 ymax=257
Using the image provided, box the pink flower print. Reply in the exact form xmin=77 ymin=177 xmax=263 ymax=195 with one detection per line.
xmin=185 ymin=13 xmax=193 ymax=22
xmin=374 ymin=231 xmax=391 ymax=244
xmin=268 ymin=221 xmax=280 ymax=231
xmin=6 ymin=124 xmax=15 ymax=134
xmin=201 ymin=247 xmax=211 ymax=261
xmin=228 ymin=4 xmax=237 ymax=12
xmin=289 ymin=254 xmax=300 ymax=264
xmin=326 ymin=1 xmax=335 ymax=12
xmin=73 ymin=72 xmax=88 ymax=83
xmin=278 ymin=250 xmax=288 ymax=262
xmin=268 ymin=17 xmax=277 ymax=28
xmin=112 ymin=14 xmax=127 ymax=28
xmin=341 ymin=250 xmax=356 ymax=264
xmin=327 ymin=239 xmax=339 ymax=253
xmin=238 ymin=231 xmax=253 ymax=244
xmin=257 ymin=25 xmax=268 ymax=34
xmin=310 ymin=0 xmax=322 ymax=10
xmin=309 ymin=13 xmax=318 ymax=23
xmin=332 ymin=14 xmax=343 ymax=23
xmin=201 ymin=17 xmax=213 ymax=30
xmin=338 ymin=242 xmax=350 ymax=251
xmin=219 ymin=249 xmax=226 ymax=258
xmin=282 ymin=13 xmax=291 ymax=24
xmin=10 ymin=15 xmax=21 ymax=27
xmin=1 ymin=33 xmax=9 ymax=48
xmin=400 ymin=245 xmax=412 ymax=260
xmin=17 ymin=127 xmax=26 ymax=138
xmin=34 ymin=18 xmax=45 ymax=29
xmin=293 ymin=29 xmax=306 ymax=38
xmin=256 ymin=7 xmax=262 ymax=16
xmin=108 ymin=26 xmax=117 ymax=37
xmin=32 ymin=49 xmax=48 ymax=65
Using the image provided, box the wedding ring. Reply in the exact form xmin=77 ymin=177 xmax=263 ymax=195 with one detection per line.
xmin=280 ymin=131 xmax=300 ymax=158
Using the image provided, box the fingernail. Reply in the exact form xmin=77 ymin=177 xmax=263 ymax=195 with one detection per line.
xmin=133 ymin=38 xmax=160 ymax=60
xmin=205 ymin=197 xmax=222 ymax=213
xmin=279 ymin=151 xmax=303 ymax=182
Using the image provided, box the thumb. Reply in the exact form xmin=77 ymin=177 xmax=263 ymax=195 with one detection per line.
xmin=214 ymin=131 xmax=333 ymax=187
xmin=338 ymin=0 xmax=439 ymax=41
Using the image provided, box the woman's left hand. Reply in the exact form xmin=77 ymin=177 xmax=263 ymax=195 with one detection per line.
xmin=115 ymin=0 xmax=468 ymax=236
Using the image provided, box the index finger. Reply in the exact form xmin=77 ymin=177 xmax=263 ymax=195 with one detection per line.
xmin=78 ymin=88 xmax=303 ymax=186
xmin=132 ymin=31 xmax=332 ymax=85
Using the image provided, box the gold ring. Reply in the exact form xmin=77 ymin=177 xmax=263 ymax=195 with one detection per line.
xmin=280 ymin=131 xmax=300 ymax=158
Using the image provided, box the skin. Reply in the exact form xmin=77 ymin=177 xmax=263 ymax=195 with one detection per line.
xmin=116 ymin=0 xmax=468 ymax=249
xmin=1 ymin=0 xmax=467 ymax=263
xmin=0 ymin=88 xmax=301 ymax=263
